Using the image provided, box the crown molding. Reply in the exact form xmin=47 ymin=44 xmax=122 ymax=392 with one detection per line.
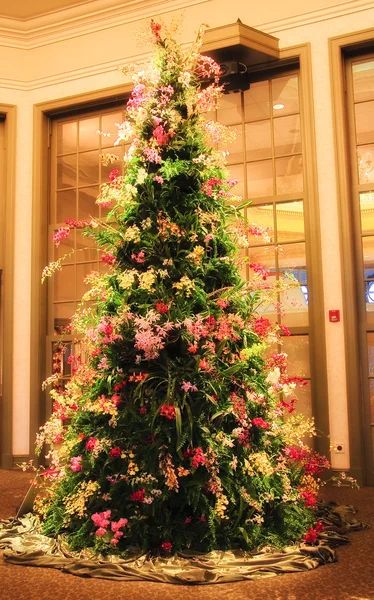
xmin=0 ymin=52 xmax=147 ymax=90
xmin=0 ymin=0 xmax=373 ymax=51
xmin=0 ymin=0 xmax=372 ymax=90
xmin=0 ymin=0 xmax=211 ymax=49
xmin=256 ymin=0 xmax=374 ymax=33
xmin=0 ymin=0 xmax=95 ymax=22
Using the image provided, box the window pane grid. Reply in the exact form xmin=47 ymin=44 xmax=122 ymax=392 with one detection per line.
xmin=48 ymin=81 xmax=310 ymax=417
xmin=352 ymin=58 xmax=374 ymax=321
xmin=215 ymin=72 xmax=308 ymax=333
xmin=350 ymin=58 xmax=374 ymax=467
xmin=50 ymin=105 xmax=126 ymax=340
xmin=238 ymin=109 xmax=301 ymax=126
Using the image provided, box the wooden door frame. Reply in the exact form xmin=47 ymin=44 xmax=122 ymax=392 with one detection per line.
xmin=204 ymin=23 xmax=330 ymax=460
xmin=30 ymin=86 xmax=130 ymax=465
xmin=0 ymin=104 xmax=16 ymax=469
xmin=329 ymin=29 xmax=374 ymax=485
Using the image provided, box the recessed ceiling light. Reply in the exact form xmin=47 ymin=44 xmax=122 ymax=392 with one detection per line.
xmin=273 ymin=103 xmax=285 ymax=110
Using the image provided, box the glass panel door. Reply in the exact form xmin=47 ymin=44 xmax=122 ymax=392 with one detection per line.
xmin=347 ymin=55 xmax=374 ymax=483
xmin=213 ymin=71 xmax=313 ymax=432
xmin=47 ymin=105 xmax=127 ymax=403
xmin=0 ymin=119 xmax=4 ymax=410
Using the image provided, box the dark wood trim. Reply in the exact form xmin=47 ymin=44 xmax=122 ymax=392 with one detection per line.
xmin=205 ymin=31 xmax=331 ymax=458
xmin=329 ymin=31 xmax=374 ymax=486
xmin=275 ymin=44 xmax=331 ymax=458
xmin=0 ymin=104 xmax=16 ymax=469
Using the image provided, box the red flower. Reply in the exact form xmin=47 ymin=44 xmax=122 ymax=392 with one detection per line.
xmin=249 ymin=262 xmax=270 ymax=280
xmin=285 ymin=446 xmax=330 ymax=476
xmin=109 ymin=168 xmax=120 ymax=182
xmin=232 ymin=392 xmax=247 ymax=424
xmin=237 ymin=429 xmax=251 ymax=447
xmin=150 ymin=20 xmax=162 ymax=42
xmin=279 ymin=324 xmax=291 ymax=336
xmin=304 ymin=528 xmax=318 ymax=544
xmin=65 ymin=218 xmax=90 ymax=229
xmin=40 ymin=466 xmax=61 ymax=479
xmin=184 ymin=447 xmax=206 ymax=468
xmin=102 ymin=251 xmax=117 ymax=266
xmin=161 ymin=541 xmax=172 ymax=552
xmin=187 ymin=343 xmax=198 ymax=354
xmin=202 ymin=178 xmax=223 ymax=197
xmin=205 ymin=315 xmax=216 ymax=328
xmin=254 ymin=317 xmax=272 ymax=338
xmin=156 ymin=302 xmax=169 ymax=314
xmin=153 ymin=125 xmax=170 ymax=146
xmin=128 ymin=372 xmax=148 ymax=383
xmin=160 ymin=404 xmax=176 ymax=420
xmin=252 ymin=417 xmax=270 ymax=429
xmin=279 ymin=398 xmax=296 ymax=413
xmin=109 ymin=446 xmax=121 ymax=459
xmin=216 ymin=298 xmax=229 ymax=309
xmin=199 ymin=358 xmax=209 ymax=370
xmin=283 ymin=375 xmax=308 ymax=387
xmin=52 ymin=226 xmax=70 ymax=247
xmin=85 ymin=437 xmax=97 ymax=450
xmin=104 ymin=323 xmax=114 ymax=337
xmin=111 ymin=393 xmax=121 ymax=407
xmin=266 ymin=352 xmax=288 ymax=373
xmin=113 ymin=380 xmax=127 ymax=391
xmin=77 ymin=433 xmax=86 ymax=441
xmin=131 ymin=251 xmax=145 ymax=263
xmin=300 ymin=490 xmax=317 ymax=507
xmin=284 ymin=446 xmax=308 ymax=461
xmin=315 ymin=520 xmax=325 ymax=533
xmin=304 ymin=456 xmax=329 ymax=475
xmin=130 ymin=488 xmax=146 ymax=503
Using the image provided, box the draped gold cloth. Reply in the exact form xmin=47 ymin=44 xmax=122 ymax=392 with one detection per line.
xmin=0 ymin=502 xmax=368 ymax=585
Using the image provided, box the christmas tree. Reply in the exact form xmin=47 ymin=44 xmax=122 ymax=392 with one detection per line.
xmin=37 ymin=21 xmax=329 ymax=556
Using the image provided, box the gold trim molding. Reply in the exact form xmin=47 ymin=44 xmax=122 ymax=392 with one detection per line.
xmin=259 ymin=0 xmax=374 ymax=34
xmin=0 ymin=0 xmax=372 ymax=52
xmin=0 ymin=0 xmax=211 ymax=50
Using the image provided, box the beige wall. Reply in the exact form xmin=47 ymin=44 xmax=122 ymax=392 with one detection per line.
xmin=1 ymin=0 xmax=373 ymax=465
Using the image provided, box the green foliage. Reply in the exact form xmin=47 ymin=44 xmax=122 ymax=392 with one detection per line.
xmin=36 ymin=22 xmax=327 ymax=557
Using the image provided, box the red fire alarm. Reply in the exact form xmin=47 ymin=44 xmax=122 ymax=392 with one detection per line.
xmin=329 ymin=310 xmax=340 ymax=322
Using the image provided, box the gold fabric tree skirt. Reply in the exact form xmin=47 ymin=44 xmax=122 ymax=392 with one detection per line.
xmin=0 ymin=502 xmax=368 ymax=585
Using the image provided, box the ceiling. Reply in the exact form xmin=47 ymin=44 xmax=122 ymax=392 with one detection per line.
xmin=0 ymin=0 xmax=94 ymax=19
